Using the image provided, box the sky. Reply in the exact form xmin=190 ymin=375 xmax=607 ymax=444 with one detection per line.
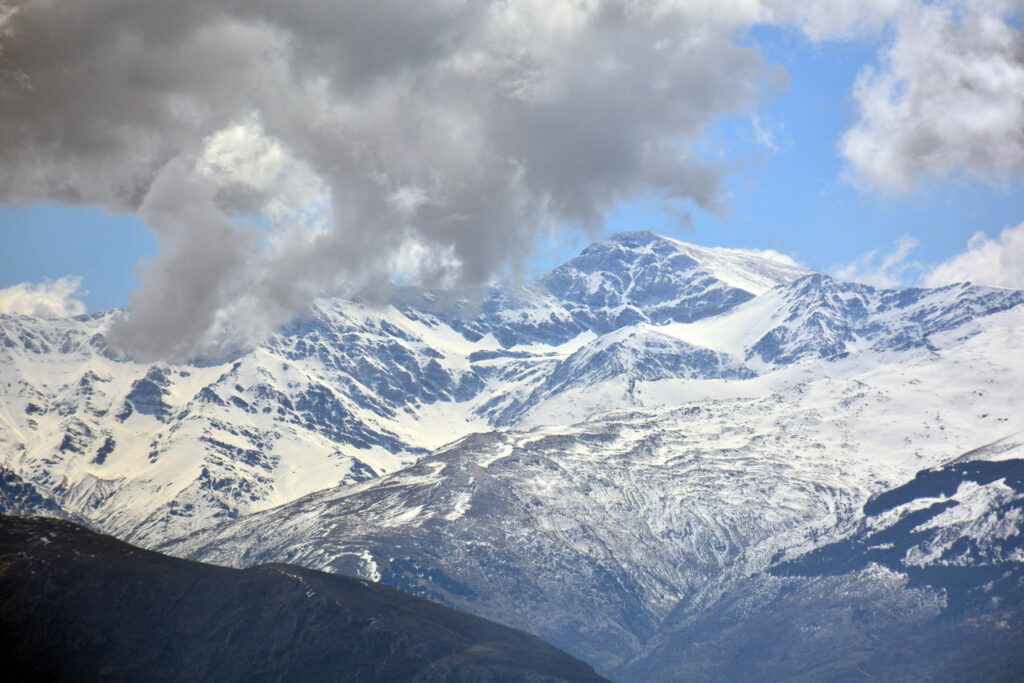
xmin=1 ymin=0 xmax=1023 ymax=361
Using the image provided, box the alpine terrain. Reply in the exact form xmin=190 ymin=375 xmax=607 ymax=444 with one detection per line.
xmin=3 ymin=231 xmax=1024 ymax=678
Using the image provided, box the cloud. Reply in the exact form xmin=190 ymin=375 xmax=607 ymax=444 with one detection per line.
xmin=737 ymin=247 xmax=803 ymax=268
xmin=750 ymin=116 xmax=780 ymax=153
xmin=761 ymin=0 xmax=903 ymax=41
xmin=841 ymin=0 xmax=1024 ymax=191
xmin=1 ymin=0 xmax=1021 ymax=359
xmin=924 ymin=222 xmax=1024 ymax=289
xmin=0 ymin=0 xmax=788 ymax=360
xmin=0 ymin=277 xmax=87 ymax=318
xmin=831 ymin=234 xmax=922 ymax=288
xmin=0 ymin=0 xmax=790 ymax=360
xmin=106 ymin=160 xmax=262 ymax=361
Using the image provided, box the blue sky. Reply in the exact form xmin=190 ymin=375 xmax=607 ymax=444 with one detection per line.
xmin=1 ymin=1 xmax=1022 ymax=359
xmin=1 ymin=204 xmax=157 ymax=312
xmin=533 ymin=24 xmax=1024 ymax=290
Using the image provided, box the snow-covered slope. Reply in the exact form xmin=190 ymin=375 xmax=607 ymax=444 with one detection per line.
xmin=619 ymin=436 xmax=1024 ymax=681
xmin=654 ymin=273 xmax=1024 ymax=363
xmin=167 ymin=300 xmax=1024 ymax=671
xmin=0 ymin=231 xmax=818 ymax=545
xmin=536 ymin=231 xmax=810 ymax=334
xmin=0 ymin=305 xmax=460 ymax=544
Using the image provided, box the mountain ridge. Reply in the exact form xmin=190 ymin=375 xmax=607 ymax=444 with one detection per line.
xmin=0 ymin=515 xmax=607 ymax=682
xmin=3 ymin=231 xmax=1022 ymax=546
xmin=1 ymin=230 xmax=827 ymax=546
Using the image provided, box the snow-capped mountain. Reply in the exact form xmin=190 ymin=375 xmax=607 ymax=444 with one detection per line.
xmin=166 ymin=331 xmax=1024 ymax=673
xmin=0 ymin=232 xmax=816 ymax=545
xmin=534 ymin=231 xmax=809 ymax=334
xmin=783 ymin=431 xmax=1024 ymax=579
xmin=3 ymin=230 xmax=1024 ymax=678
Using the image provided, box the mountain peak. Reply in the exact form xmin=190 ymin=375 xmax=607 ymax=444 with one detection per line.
xmin=573 ymin=231 xmax=813 ymax=297
xmin=603 ymin=230 xmax=669 ymax=248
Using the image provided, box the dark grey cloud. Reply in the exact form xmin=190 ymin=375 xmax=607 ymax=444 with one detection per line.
xmin=1 ymin=0 xmax=781 ymax=360
xmin=7 ymin=1 xmax=1016 ymax=360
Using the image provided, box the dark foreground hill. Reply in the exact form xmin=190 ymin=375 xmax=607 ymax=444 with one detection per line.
xmin=0 ymin=516 xmax=606 ymax=682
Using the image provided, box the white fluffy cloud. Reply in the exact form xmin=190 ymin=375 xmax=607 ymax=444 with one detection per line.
xmin=925 ymin=222 xmax=1024 ymax=288
xmin=0 ymin=277 xmax=87 ymax=318
xmin=761 ymin=0 xmax=903 ymax=40
xmin=737 ymin=247 xmax=803 ymax=268
xmin=833 ymin=225 xmax=1024 ymax=290
xmin=841 ymin=0 xmax=1024 ymax=191
xmin=831 ymin=235 xmax=922 ymax=288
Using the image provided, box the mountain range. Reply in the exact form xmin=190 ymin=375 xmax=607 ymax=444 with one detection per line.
xmin=2 ymin=230 xmax=1023 ymax=679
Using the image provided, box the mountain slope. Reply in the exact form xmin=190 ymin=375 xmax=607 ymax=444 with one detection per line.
xmin=167 ymin=312 xmax=1024 ymax=672
xmin=490 ymin=325 xmax=755 ymax=426
xmin=0 ymin=515 xmax=606 ymax=682
xmin=0 ymin=231 xmax=815 ymax=546
xmin=166 ymin=289 xmax=1024 ymax=675
xmin=746 ymin=275 xmax=1024 ymax=365
xmin=537 ymin=231 xmax=809 ymax=335
xmin=0 ymin=466 xmax=87 ymax=524
xmin=619 ymin=437 xmax=1024 ymax=681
